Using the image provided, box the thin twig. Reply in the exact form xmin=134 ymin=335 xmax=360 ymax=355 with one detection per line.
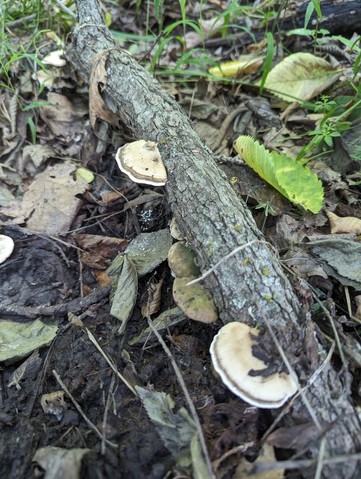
xmin=101 ymin=375 xmax=116 ymax=455
xmin=187 ymin=240 xmax=273 ymax=286
xmin=53 ymin=0 xmax=77 ymax=18
xmin=86 ymin=328 xmax=137 ymax=396
xmin=262 ymin=342 xmax=335 ymax=443
xmin=314 ymin=437 xmax=326 ymax=479
xmin=253 ymin=309 xmax=322 ymax=431
xmin=7 ymin=14 xmax=37 ymax=27
xmin=53 ymin=369 xmax=117 ymax=447
xmin=249 ymin=452 xmax=361 ymax=474
xmin=146 ymin=316 xmax=215 ymax=479
xmin=0 ymin=286 xmax=111 ymax=319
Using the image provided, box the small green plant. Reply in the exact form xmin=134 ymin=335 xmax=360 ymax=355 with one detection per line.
xmin=298 ymin=94 xmax=361 ymax=161
xmin=0 ymin=0 xmax=75 ymax=90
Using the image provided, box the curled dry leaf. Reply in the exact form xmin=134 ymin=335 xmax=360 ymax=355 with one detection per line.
xmin=141 ymin=278 xmax=164 ymax=317
xmin=326 ymin=210 xmax=361 ymax=235
xmin=89 ymin=51 xmax=119 ymax=129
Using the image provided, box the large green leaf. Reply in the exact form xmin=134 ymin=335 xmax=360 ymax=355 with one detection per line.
xmin=234 ymin=136 xmax=323 ymax=213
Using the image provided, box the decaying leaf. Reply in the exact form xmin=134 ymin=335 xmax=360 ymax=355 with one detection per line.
xmin=326 ymin=211 xmax=361 ymax=235
xmin=0 ymin=162 xmax=89 ymax=235
xmin=307 ymin=237 xmax=361 ymax=290
xmin=125 ymin=228 xmax=173 ymax=276
xmin=234 ymin=444 xmax=284 ymax=479
xmin=267 ymin=423 xmax=321 ymax=451
xmin=33 ymin=447 xmax=90 ymax=479
xmin=74 ymin=233 xmax=127 ymax=270
xmin=234 ymin=136 xmax=324 ymax=213
xmin=136 ymin=386 xmax=208 ymax=476
xmin=106 ymin=229 xmax=172 ymax=332
xmin=7 ymin=350 xmax=41 ymax=390
xmin=89 ymin=51 xmax=119 ymax=130
xmin=39 ymin=92 xmax=87 ymax=138
xmin=263 ymin=52 xmax=341 ymax=102
xmin=128 ymin=307 xmax=187 ymax=345
xmin=108 ymin=255 xmax=138 ymax=334
xmin=140 ymin=278 xmax=164 ymax=317
xmin=0 ymin=319 xmax=58 ymax=363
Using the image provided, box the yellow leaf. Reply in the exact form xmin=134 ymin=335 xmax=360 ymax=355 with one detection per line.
xmin=263 ymin=52 xmax=341 ymax=102
xmin=209 ymin=55 xmax=263 ymax=78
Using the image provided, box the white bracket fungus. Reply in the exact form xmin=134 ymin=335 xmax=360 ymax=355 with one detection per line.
xmin=210 ymin=322 xmax=298 ymax=408
xmin=115 ymin=140 xmax=167 ymax=186
xmin=0 ymin=234 xmax=14 ymax=264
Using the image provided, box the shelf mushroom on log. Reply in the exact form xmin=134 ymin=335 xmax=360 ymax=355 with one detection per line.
xmin=67 ymin=1 xmax=361 ymax=477
xmin=210 ymin=322 xmax=298 ymax=409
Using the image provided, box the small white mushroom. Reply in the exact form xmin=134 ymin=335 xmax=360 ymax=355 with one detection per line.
xmin=210 ymin=322 xmax=297 ymax=408
xmin=0 ymin=234 xmax=14 ymax=264
xmin=115 ymin=140 xmax=167 ymax=186
xmin=42 ymin=50 xmax=66 ymax=67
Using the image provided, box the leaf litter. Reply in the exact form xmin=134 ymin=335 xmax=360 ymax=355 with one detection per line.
xmin=0 ymin=2 xmax=361 ymax=479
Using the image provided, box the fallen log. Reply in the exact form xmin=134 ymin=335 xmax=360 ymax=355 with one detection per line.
xmin=278 ymin=0 xmax=361 ymax=36
xmin=66 ymin=1 xmax=361 ymax=477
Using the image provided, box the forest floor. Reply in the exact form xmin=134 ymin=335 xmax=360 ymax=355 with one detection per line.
xmin=1 ymin=1 xmax=361 ymax=478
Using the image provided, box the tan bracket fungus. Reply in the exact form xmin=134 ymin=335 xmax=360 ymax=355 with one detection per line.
xmin=168 ymin=242 xmax=217 ymax=324
xmin=210 ymin=322 xmax=297 ymax=408
xmin=115 ymin=140 xmax=167 ymax=186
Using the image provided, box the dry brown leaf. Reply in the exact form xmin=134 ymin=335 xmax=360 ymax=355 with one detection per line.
xmin=141 ymin=278 xmax=164 ymax=317
xmin=234 ymin=444 xmax=284 ymax=479
xmin=12 ymin=162 xmax=89 ymax=235
xmin=74 ymin=233 xmax=127 ymax=269
xmin=89 ymin=51 xmax=119 ymax=130
xmin=267 ymin=423 xmax=320 ymax=450
xmin=326 ymin=210 xmax=361 ymax=235
xmin=39 ymin=92 xmax=86 ymax=137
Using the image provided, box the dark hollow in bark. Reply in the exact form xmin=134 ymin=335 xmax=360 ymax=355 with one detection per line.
xmin=67 ymin=1 xmax=361 ymax=477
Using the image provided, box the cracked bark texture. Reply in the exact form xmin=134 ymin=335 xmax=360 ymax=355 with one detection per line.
xmin=67 ymin=1 xmax=361 ymax=477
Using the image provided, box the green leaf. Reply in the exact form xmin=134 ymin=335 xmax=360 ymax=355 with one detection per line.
xmin=234 ymin=136 xmax=324 ymax=213
xmin=0 ymin=319 xmax=59 ymax=363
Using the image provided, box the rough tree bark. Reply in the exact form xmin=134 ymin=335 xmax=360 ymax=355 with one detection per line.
xmin=66 ymin=1 xmax=361 ymax=477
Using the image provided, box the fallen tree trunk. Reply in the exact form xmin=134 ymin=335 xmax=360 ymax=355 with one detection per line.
xmin=278 ymin=0 xmax=361 ymax=36
xmin=67 ymin=2 xmax=361 ymax=477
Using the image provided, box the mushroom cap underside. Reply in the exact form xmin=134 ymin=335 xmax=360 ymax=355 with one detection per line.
xmin=210 ymin=322 xmax=298 ymax=408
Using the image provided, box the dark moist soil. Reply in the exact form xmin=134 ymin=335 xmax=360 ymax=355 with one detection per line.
xmin=0 ymin=225 xmax=264 ymax=479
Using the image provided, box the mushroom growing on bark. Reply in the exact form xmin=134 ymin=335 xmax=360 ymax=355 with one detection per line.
xmin=115 ymin=140 xmax=167 ymax=186
xmin=210 ymin=322 xmax=298 ymax=408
